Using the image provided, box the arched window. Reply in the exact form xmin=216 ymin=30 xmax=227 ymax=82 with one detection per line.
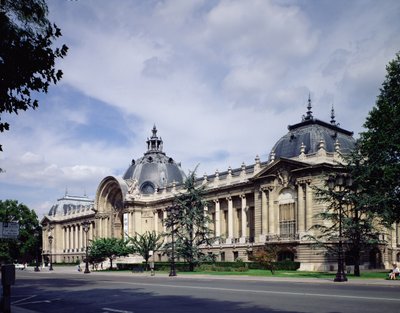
xmin=278 ymin=189 xmax=296 ymax=238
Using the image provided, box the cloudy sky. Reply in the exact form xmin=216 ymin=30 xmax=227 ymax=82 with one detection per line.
xmin=1 ymin=0 xmax=399 ymax=218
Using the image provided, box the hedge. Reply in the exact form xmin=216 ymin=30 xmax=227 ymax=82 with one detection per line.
xmin=117 ymin=261 xmax=300 ymax=272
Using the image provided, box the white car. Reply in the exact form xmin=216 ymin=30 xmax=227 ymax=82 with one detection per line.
xmin=14 ymin=263 xmax=25 ymax=270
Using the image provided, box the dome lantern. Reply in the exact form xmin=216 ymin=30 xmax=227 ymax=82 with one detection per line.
xmin=123 ymin=126 xmax=186 ymax=194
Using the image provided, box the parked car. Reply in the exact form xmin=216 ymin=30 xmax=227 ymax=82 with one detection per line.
xmin=14 ymin=263 xmax=25 ymax=270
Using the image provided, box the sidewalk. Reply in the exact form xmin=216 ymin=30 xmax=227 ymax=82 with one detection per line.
xmin=21 ymin=265 xmax=400 ymax=286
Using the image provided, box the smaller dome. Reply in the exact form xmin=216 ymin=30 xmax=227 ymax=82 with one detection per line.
xmin=48 ymin=194 xmax=94 ymax=216
xmin=123 ymin=126 xmax=186 ymax=194
xmin=270 ymin=98 xmax=356 ymax=159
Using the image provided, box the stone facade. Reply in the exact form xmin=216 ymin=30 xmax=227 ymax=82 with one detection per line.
xmin=41 ymin=104 xmax=400 ymax=270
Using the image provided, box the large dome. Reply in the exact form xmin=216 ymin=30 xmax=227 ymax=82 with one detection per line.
xmin=270 ymin=99 xmax=356 ymax=160
xmin=123 ymin=126 xmax=186 ymax=194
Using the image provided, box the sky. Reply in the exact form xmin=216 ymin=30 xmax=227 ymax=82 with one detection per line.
xmin=1 ymin=0 xmax=399 ymax=219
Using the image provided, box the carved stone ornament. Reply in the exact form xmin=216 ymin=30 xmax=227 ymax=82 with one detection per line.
xmin=277 ymin=169 xmax=291 ymax=187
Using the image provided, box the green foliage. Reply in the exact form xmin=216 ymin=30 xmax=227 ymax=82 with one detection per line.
xmin=249 ymin=245 xmax=284 ymax=274
xmin=88 ymin=237 xmax=131 ymax=269
xmin=164 ymin=168 xmax=215 ymax=271
xmin=0 ymin=200 xmax=40 ymax=263
xmin=246 ymin=261 xmax=300 ymax=271
xmin=127 ymin=231 xmax=163 ymax=270
xmin=308 ymin=169 xmax=383 ymax=276
xmin=0 ymin=0 xmax=68 ymax=151
xmin=354 ymin=52 xmax=400 ymax=225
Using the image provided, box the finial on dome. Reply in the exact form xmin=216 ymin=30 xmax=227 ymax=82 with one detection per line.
xmin=330 ymin=104 xmax=336 ymax=125
xmin=152 ymin=124 xmax=157 ymax=137
xmin=304 ymin=93 xmax=313 ymax=121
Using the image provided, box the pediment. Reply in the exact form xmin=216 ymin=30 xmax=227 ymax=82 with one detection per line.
xmin=251 ymin=158 xmax=310 ymax=182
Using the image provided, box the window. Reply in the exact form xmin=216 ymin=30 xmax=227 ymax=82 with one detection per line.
xmin=278 ymin=189 xmax=296 ymax=238
xmin=233 ymin=251 xmax=239 ymax=261
xmin=279 ymin=203 xmax=296 ymax=237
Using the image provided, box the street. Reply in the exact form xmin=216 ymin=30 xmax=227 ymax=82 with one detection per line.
xmin=8 ymin=268 xmax=400 ymax=313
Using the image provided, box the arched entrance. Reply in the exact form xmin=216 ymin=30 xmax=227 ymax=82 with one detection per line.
xmin=95 ymin=176 xmax=128 ymax=239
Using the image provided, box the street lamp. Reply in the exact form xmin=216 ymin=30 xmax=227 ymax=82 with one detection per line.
xmin=48 ymin=234 xmax=54 ymax=271
xmin=34 ymin=229 xmax=40 ymax=272
xmin=327 ymin=174 xmax=353 ymax=282
xmin=167 ymin=206 xmax=178 ymax=277
xmin=82 ymin=221 xmax=91 ymax=274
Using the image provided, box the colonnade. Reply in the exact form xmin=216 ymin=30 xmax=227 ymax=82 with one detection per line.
xmin=153 ymin=194 xmax=253 ymax=244
xmin=62 ymin=222 xmax=94 ymax=252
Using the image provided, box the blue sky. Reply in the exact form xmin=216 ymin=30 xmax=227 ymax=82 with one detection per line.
xmin=1 ymin=0 xmax=399 ymax=218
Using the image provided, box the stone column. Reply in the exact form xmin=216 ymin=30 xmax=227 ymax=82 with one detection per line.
xmin=268 ymin=187 xmax=275 ymax=234
xmin=154 ymin=210 xmax=159 ymax=234
xmin=305 ymin=181 xmax=312 ymax=230
xmin=77 ymin=225 xmax=81 ymax=252
xmin=297 ymin=182 xmax=305 ymax=233
xmin=163 ymin=210 xmax=167 ymax=233
xmin=74 ymin=225 xmax=78 ymax=251
xmin=226 ymin=196 xmax=233 ymax=243
xmin=134 ymin=210 xmax=142 ymax=235
xmin=214 ymin=199 xmax=220 ymax=238
xmin=62 ymin=227 xmax=66 ymax=251
xmin=68 ymin=226 xmax=71 ymax=251
xmin=261 ymin=188 xmax=268 ymax=235
xmin=239 ymin=194 xmax=247 ymax=243
xmin=204 ymin=205 xmax=209 ymax=238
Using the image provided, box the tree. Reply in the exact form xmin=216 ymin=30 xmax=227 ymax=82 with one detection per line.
xmin=128 ymin=231 xmax=163 ymax=270
xmin=308 ymin=165 xmax=383 ymax=276
xmin=250 ymin=245 xmax=280 ymax=274
xmin=88 ymin=237 xmax=131 ymax=270
xmin=164 ymin=169 xmax=214 ymax=272
xmin=0 ymin=0 xmax=68 ymax=151
xmin=0 ymin=199 xmax=40 ymax=263
xmin=355 ymin=52 xmax=400 ymax=225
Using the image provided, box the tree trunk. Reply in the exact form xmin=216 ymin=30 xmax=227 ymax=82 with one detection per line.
xmin=354 ymin=250 xmax=361 ymax=276
xmin=109 ymin=257 xmax=113 ymax=270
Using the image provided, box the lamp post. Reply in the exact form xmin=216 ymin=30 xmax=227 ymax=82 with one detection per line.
xmin=34 ymin=229 xmax=40 ymax=272
xmin=327 ymin=174 xmax=352 ymax=282
xmin=48 ymin=234 xmax=54 ymax=271
xmin=167 ymin=206 xmax=177 ymax=277
xmin=82 ymin=221 xmax=91 ymax=274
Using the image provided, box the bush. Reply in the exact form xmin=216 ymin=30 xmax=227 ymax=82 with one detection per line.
xmin=196 ymin=264 xmax=248 ymax=272
xmin=116 ymin=260 xmax=300 ymax=272
xmin=246 ymin=261 xmax=300 ymax=270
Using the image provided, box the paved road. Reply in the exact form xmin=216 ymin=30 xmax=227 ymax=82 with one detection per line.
xmin=8 ymin=267 xmax=400 ymax=313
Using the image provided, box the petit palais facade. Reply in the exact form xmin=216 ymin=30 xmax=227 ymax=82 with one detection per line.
xmin=40 ymin=100 xmax=400 ymax=271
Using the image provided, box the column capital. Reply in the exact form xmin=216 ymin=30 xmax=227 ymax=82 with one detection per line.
xmin=214 ymin=199 xmax=219 ymax=204
xmin=260 ymin=185 xmax=274 ymax=192
xmin=240 ymin=194 xmax=246 ymax=199
xmin=226 ymin=196 xmax=232 ymax=201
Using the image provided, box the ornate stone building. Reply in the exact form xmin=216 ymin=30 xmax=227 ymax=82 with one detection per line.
xmin=41 ymin=100 xmax=400 ymax=270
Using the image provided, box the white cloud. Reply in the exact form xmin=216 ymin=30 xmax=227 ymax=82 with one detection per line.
xmin=1 ymin=0 xmax=399 ymax=217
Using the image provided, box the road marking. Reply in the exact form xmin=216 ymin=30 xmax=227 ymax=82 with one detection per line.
xmin=102 ymin=308 xmax=134 ymax=313
xmin=111 ymin=281 xmax=400 ymax=303
xmin=12 ymin=297 xmax=61 ymax=305
xmin=16 ymin=300 xmax=52 ymax=305
xmin=12 ymin=295 xmax=37 ymax=304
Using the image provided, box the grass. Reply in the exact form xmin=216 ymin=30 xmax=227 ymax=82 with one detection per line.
xmin=177 ymin=269 xmax=391 ymax=280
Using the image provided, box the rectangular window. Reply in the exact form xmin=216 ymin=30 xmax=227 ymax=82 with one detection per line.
xmin=279 ymin=203 xmax=296 ymax=238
